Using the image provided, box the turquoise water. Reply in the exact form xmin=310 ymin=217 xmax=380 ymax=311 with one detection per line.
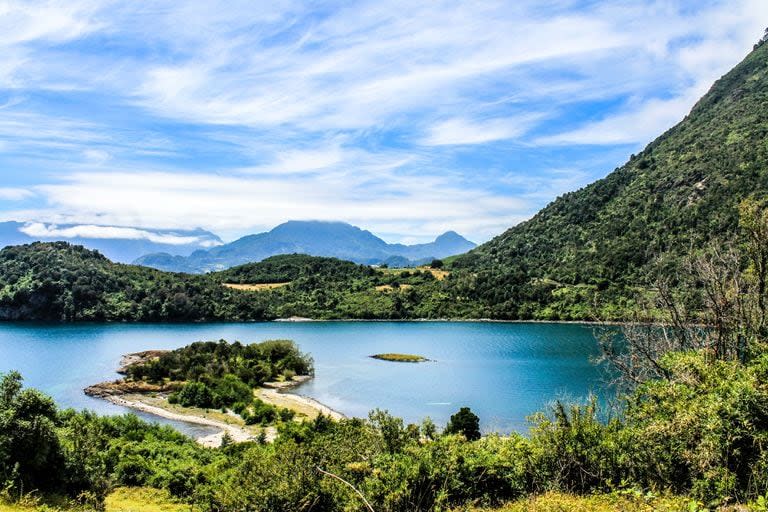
xmin=0 ymin=321 xmax=608 ymax=433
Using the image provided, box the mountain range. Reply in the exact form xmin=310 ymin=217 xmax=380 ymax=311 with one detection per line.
xmin=134 ymin=220 xmax=476 ymax=272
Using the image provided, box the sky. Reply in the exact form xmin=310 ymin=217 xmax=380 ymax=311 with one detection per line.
xmin=0 ymin=0 xmax=766 ymax=245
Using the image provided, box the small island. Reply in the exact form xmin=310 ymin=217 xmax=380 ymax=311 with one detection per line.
xmin=370 ymin=353 xmax=430 ymax=363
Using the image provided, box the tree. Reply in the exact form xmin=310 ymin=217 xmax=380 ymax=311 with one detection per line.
xmin=0 ymin=371 xmax=64 ymax=493
xmin=430 ymin=259 xmax=444 ymax=269
xmin=445 ymin=407 xmax=480 ymax=441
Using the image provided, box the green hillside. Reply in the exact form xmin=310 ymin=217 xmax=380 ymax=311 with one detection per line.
xmin=0 ymin=243 xmax=481 ymax=321
xmin=451 ymin=42 xmax=768 ymax=318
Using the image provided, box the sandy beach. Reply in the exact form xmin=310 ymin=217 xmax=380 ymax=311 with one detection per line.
xmin=257 ymin=387 xmax=346 ymax=421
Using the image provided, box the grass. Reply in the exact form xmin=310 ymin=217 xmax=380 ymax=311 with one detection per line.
xmin=0 ymin=487 xmax=194 ymax=512
xmin=463 ymin=492 xmax=693 ymax=512
xmin=371 ymin=353 xmax=428 ymax=363
xmin=222 ymin=282 xmax=290 ymax=291
xmin=104 ymin=487 xmax=195 ymax=511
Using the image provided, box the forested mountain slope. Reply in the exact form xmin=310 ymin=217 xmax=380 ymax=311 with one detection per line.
xmin=451 ymin=42 xmax=768 ymax=316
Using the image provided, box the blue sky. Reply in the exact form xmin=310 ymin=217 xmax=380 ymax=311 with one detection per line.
xmin=0 ymin=0 xmax=765 ymax=245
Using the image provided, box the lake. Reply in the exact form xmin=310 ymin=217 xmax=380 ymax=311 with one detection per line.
xmin=0 ymin=321 xmax=609 ymax=434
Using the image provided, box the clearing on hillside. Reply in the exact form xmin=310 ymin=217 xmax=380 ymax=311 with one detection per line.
xmin=223 ymin=282 xmax=290 ymax=291
xmin=378 ymin=267 xmax=450 ymax=280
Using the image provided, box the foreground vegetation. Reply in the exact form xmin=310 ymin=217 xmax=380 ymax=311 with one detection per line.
xmin=3 ymin=343 xmax=768 ymax=511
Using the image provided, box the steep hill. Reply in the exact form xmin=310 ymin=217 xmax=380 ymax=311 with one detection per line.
xmin=135 ymin=221 xmax=475 ymax=272
xmin=450 ymin=41 xmax=768 ymax=318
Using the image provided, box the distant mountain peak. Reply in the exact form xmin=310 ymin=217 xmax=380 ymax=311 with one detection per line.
xmin=134 ymin=220 xmax=476 ymax=273
xmin=435 ymin=231 xmax=473 ymax=244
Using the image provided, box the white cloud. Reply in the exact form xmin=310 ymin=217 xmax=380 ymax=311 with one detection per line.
xmin=25 ymin=170 xmax=527 ymax=243
xmin=421 ymin=115 xmax=543 ymax=146
xmin=243 ymin=146 xmax=345 ymax=175
xmin=19 ymin=222 xmax=221 ymax=246
xmin=128 ymin=4 xmax=633 ymax=131
xmin=83 ymin=149 xmax=111 ymax=164
xmin=0 ymin=0 xmax=104 ymax=88
xmin=537 ymin=0 xmax=768 ymax=146
xmin=0 ymin=188 xmax=34 ymax=201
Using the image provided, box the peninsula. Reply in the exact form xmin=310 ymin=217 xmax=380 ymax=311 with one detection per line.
xmin=85 ymin=339 xmax=343 ymax=447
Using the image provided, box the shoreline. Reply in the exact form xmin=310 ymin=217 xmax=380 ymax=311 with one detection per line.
xmin=86 ymin=368 xmax=345 ymax=447
xmin=273 ymin=317 xmax=624 ymax=325
xmin=4 ymin=318 xmax=636 ymax=326
xmin=97 ymin=393 xmax=269 ymax=448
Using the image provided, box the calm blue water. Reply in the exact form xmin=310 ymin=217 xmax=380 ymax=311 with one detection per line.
xmin=0 ymin=321 xmax=608 ymax=433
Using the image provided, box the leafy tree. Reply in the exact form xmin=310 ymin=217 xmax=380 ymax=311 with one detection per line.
xmin=0 ymin=371 xmax=64 ymax=494
xmin=445 ymin=407 xmax=481 ymax=441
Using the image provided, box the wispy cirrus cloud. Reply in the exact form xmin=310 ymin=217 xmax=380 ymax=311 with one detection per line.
xmin=0 ymin=0 xmax=766 ymax=242
xmin=421 ymin=115 xmax=544 ymax=146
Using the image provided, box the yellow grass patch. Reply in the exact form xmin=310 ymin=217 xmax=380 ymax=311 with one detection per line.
xmin=375 ymin=284 xmax=413 ymax=292
xmin=104 ymin=487 xmax=195 ymax=511
xmin=464 ymin=492 xmax=691 ymax=512
xmin=378 ymin=267 xmax=450 ymax=280
xmin=0 ymin=488 xmax=195 ymax=512
xmin=421 ymin=267 xmax=450 ymax=280
xmin=223 ymin=282 xmax=290 ymax=292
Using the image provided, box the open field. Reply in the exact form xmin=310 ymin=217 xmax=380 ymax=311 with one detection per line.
xmin=223 ymin=282 xmax=290 ymax=291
